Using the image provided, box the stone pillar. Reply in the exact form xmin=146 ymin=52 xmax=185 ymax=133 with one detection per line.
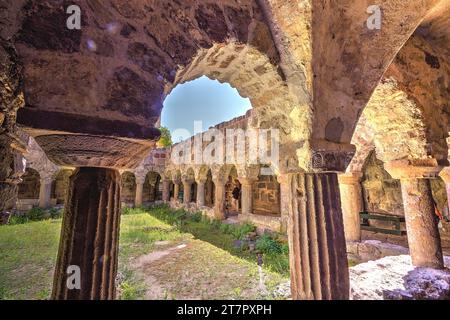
xmin=240 ymin=178 xmax=255 ymax=216
xmin=277 ymin=174 xmax=290 ymax=233
xmin=213 ymin=178 xmax=226 ymax=220
xmin=183 ymin=180 xmax=192 ymax=204
xmin=338 ymin=172 xmax=363 ymax=243
xmin=288 ymin=173 xmax=349 ymax=300
xmin=385 ymin=160 xmax=444 ymax=269
xmin=196 ymin=179 xmax=206 ymax=207
xmin=162 ymin=179 xmax=171 ymax=203
xmin=52 ymin=168 xmax=121 ymax=300
xmin=134 ymin=176 xmax=145 ymax=207
xmin=439 ymin=168 xmax=450 ymax=217
xmin=39 ymin=174 xmax=53 ymax=208
xmin=173 ymin=180 xmax=180 ymax=202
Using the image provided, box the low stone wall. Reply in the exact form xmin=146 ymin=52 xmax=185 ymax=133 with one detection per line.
xmin=239 ymin=213 xmax=282 ymax=233
xmin=168 ymin=201 xmax=282 ymax=233
xmin=16 ymin=198 xmax=57 ymax=211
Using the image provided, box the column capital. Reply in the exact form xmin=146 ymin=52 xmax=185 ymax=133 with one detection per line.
xmin=182 ymin=178 xmax=194 ymax=185
xmin=439 ymin=167 xmax=450 ymax=183
xmin=338 ymin=172 xmax=363 ymax=185
xmin=135 ymin=174 xmax=146 ymax=185
xmin=196 ymin=177 xmax=207 ymax=185
xmin=384 ymin=159 xmax=442 ymax=180
xmin=238 ymin=177 xmax=257 ymax=186
xmin=308 ymin=140 xmax=356 ymax=173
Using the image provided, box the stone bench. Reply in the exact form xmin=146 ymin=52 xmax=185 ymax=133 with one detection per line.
xmin=360 ymin=212 xmax=406 ymax=236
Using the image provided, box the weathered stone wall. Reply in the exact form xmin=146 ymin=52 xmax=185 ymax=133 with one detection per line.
xmin=0 ymin=38 xmax=25 ymax=213
xmin=362 ymin=152 xmax=404 ymax=216
xmin=143 ymin=172 xmax=162 ymax=202
xmin=252 ymin=175 xmax=280 ymax=216
xmin=362 ymin=152 xmax=448 ymax=217
xmin=361 ymin=151 xmax=450 ymax=244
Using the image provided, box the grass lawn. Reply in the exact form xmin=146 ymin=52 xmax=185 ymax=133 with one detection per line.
xmin=0 ymin=206 xmax=290 ymax=300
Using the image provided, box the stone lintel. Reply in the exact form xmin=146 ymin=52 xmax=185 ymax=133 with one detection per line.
xmin=384 ymin=159 xmax=441 ymax=180
xmin=17 ymin=107 xmax=161 ymax=140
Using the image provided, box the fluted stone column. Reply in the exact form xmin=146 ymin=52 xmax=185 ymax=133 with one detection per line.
xmin=183 ymin=179 xmax=192 ymax=204
xmin=39 ymin=174 xmax=53 ymax=208
xmin=338 ymin=172 xmax=363 ymax=242
xmin=386 ymin=160 xmax=444 ymax=269
xmin=439 ymin=168 xmax=450 ymax=216
xmin=288 ymin=173 xmax=349 ymax=300
xmin=52 ymin=167 xmax=121 ymax=300
xmin=213 ymin=178 xmax=226 ymax=220
xmin=240 ymin=178 xmax=255 ymax=216
xmin=196 ymin=179 xmax=206 ymax=207
xmin=134 ymin=176 xmax=145 ymax=207
xmin=162 ymin=179 xmax=170 ymax=203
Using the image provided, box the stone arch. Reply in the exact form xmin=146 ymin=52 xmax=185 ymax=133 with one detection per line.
xmin=18 ymin=167 xmax=40 ymax=200
xmin=204 ymin=168 xmax=215 ymax=208
xmin=9 ymin=0 xmax=309 ymax=172
xmin=143 ymin=171 xmax=162 ymax=202
xmin=121 ymin=171 xmax=136 ymax=204
xmin=183 ymin=167 xmax=197 ymax=203
xmin=310 ymin=0 xmax=448 ymax=150
xmin=252 ymin=166 xmax=281 ymax=216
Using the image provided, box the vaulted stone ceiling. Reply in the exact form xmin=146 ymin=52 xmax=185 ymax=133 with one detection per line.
xmin=1 ymin=0 xmax=449 ymax=171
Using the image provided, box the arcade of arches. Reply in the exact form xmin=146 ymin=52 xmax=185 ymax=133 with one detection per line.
xmin=0 ymin=1 xmax=449 ymax=300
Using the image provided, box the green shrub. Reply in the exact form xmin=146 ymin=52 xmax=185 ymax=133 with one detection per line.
xmin=8 ymin=214 xmax=28 ymax=225
xmin=49 ymin=208 xmax=63 ymax=219
xmin=219 ymin=223 xmax=233 ymax=234
xmin=256 ymin=234 xmax=283 ymax=254
xmin=190 ymin=212 xmax=203 ymax=223
xmin=232 ymin=223 xmax=256 ymax=240
xmin=25 ymin=208 xmax=47 ymax=221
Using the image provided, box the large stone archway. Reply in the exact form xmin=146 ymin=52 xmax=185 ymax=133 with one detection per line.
xmin=1 ymin=0 xmax=448 ymax=300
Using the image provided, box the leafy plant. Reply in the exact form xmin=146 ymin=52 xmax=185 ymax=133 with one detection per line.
xmin=25 ymin=208 xmax=47 ymax=222
xmin=48 ymin=208 xmax=63 ymax=219
xmin=8 ymin=214 xmax=29 ymax=225
xmin=256 ymin=234 xmax=283 ymax=254
xmin=232 ymin=223 xmax=256 ymax=240
xmin=156 ymin=127 xmax=173 ymax=148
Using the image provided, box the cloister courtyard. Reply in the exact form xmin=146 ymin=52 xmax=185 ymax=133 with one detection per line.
xmin=1 ymin=1 xmax=450 ymax=300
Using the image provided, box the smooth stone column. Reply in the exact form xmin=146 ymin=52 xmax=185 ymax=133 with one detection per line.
xmin=338 ymin=172 xmax=363 ymax=242
xmin=213 ymin=178 xmax=226 ymax=220
xmin=386 ymin=160 xmax=444 ymax=269
xmin=183 ymin=180 xmax=192 ymax=204
xmin=173 ymin=180 xmax=180 ymax=202
xmin=196 ymin=180 xmax=206 ymax=207
xmin=277 ymin=174 xmax=290 ymax=233
xmin=240 ymin=178 xmax=255 ymax=216
xmin=52 ymin=167 xmax=121 ymax=300
xmin=288 ymin=173 xmax=349 ymax=300
xmin=134 ymin=177 xmax=145 ymax=207
xmin=39 ymin=175 xmax=53 ymax=208
xmin=162 ymin=179 xmax=170 ymax=203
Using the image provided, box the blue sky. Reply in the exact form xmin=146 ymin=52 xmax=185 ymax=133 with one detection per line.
xmin=161 ymin=76 xmax=252 ymax=143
